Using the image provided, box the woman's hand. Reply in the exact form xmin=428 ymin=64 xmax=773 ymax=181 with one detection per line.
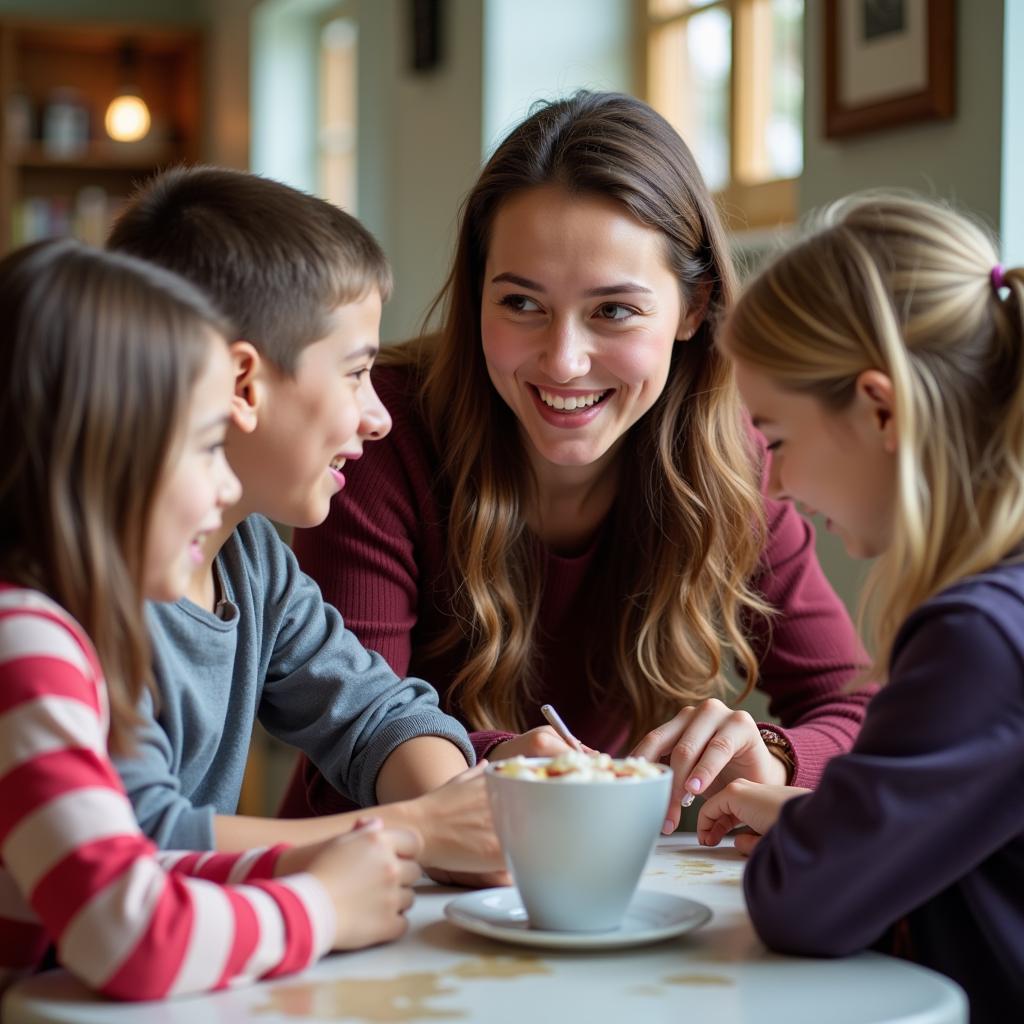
xmin=631 ymin=698 xmax=789 ymax=833
xmin=488 ymin=725 xmax=586 ymax=761
xmin=697 ymin=779 xmax=809 ymax=855
xmin=281 ymin=817 xmax=424 ymax=950
xmin=403 ymin=763 xmax=506 ymax=875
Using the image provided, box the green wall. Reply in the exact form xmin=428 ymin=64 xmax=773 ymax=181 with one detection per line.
xmin=802 ymin=0 xmax=1004 ymax=228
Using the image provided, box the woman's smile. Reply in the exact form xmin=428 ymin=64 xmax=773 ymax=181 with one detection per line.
xmin=481 ymin=185 xmax=693 ymax=474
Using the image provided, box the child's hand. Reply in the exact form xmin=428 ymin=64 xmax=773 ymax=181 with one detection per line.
xmin=407 ymin=763 xmax=506 ymax=875
xmin=299 ymin=817 xmax=423 ymax=950
xmin=630 ymin=698 xmax=789 ymax=832
xmin=697 ymin=779 xmax=809 ymax=855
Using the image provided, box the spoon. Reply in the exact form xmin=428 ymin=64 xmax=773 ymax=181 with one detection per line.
xmin=540 ymin=703 xmax=584 ymax=753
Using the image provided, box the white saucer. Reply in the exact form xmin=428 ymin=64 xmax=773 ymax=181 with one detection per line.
xmin=443 ymin=887 xmax=711 ymax=951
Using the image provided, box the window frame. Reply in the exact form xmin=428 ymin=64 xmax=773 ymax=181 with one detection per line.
xmin=636 ymin=0 xmax=801 ymax=231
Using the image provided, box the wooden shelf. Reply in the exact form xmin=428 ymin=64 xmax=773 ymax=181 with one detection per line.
xmin=0 ymin=17 xmax=202 ymax=251
xmin=14 ymin=141 xmax=183 ymax=172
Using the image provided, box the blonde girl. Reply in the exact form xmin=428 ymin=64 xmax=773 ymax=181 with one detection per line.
xmin=699 ymin=194 xmax=1024 ymax=1021
xmin=0 ymin=240 xmax=419 ymax=1000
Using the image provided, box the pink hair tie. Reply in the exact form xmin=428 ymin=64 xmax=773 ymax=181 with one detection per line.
xmin=991 ymin=264 xmax=1006 ymax=291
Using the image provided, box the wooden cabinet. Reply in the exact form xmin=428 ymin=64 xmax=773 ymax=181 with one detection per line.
xmin=0 ymin=19 xmax=202 ymax=252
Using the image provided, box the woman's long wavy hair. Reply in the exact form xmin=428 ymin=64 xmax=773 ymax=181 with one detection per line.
xmin=0 ymin=239 xmax=228 ymax=753
xmin=723 ymin=193 xmax=1024 ymax=680
xmin=382 ymin=91 xmax=770 ymax=743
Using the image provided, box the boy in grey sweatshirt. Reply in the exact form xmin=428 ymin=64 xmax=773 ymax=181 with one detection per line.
xmin=108 ymin=167 xmax=502 ymax=882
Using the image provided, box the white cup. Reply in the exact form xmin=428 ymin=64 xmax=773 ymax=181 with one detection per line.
xmin=485 ymin=757 xmax=671 ymax=932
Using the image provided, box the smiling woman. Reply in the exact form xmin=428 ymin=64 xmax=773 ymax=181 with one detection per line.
xmin=479 ymin=186 xmax=697 ymax=496
xmin=285 ymin=90 xmax=874 ymax=829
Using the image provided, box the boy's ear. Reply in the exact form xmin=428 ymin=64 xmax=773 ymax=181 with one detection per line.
xmin=855 ymin=369 xmax=897 ymax=453
xmin=677 ymin=279 xmax=712 ymax=341
xmin=229 ymin=341 xmax=262 ymax=435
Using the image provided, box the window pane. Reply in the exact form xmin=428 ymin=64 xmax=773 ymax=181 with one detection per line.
xmin=319 ymin=17 xmax=357 ymax=212
xmin=681 ymin=7 xmax=731 ymax=191
xmin=648 ymin=9 xmax=732 ymax=192
xmin=734 ymin=0 xmax=803 ymax=185
xmin=766 ymin=0 xmax=803 ymax=179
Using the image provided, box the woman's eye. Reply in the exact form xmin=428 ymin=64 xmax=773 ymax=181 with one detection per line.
xmin=595 ymin=302 xmax=635 ymax=321
xmin=498 ymin=293 xmax=541 ymax=313
xmin=765 ymin=440 xmax=783 ymax=452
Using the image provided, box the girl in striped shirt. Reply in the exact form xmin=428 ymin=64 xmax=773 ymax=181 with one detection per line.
xmin=0 ymin=240 xmax=422 ymax=1001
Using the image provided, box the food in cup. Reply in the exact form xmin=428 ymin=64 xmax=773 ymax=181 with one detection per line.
xmin=492 ymin=751 xmax=662 ymax=781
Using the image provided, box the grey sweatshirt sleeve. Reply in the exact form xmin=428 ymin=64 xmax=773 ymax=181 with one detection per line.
xmin=112 ymin=686 xmax=217 ymax=850
xmin=245 ymin=518 xmax=475 ymax=807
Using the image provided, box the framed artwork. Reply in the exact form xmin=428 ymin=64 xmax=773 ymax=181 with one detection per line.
xmin=824 ymin=0 xmax=955 ymax=138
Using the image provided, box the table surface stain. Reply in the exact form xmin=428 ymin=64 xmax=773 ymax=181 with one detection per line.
xmin=667 ymin=848 xmax=745 ymax=881
xmin=628 ymin=984 xmax=664 ymax=997
xmin=663 ymin=973 xmax=734 ymax=987
xmin=254 ymin=954 xmax=550 ymax=1021
xmin=447 ymin=955 xmax=550 ymax=979
xmin=255 ymin=972 xmax=464 ymax=1022
xmin=673 ymin=861 xmax=718 ymax=878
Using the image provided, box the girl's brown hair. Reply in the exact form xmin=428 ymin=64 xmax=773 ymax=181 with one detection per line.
xmin=723 ymin=193 xmax=1024 ymax=680
xmin=383 ymin=91 xmax=769 ymax=742
xmin=0 ymin=239 xmax=228 ymax=753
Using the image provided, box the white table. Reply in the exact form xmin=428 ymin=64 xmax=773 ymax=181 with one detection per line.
xmin=2 ymin=836 xmax=968 ymax=1024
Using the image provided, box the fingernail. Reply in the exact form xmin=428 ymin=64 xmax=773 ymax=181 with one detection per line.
xmin=680 ymin=793 xmax=695 ymax=808
xmin=687 ymin=777 xmax=703 ymax=794
xmin=662 ymin=818 xmax=675 ymax=834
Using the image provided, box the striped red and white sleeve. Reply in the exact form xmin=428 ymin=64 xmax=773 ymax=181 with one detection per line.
xmin=0 ymin=588 xmax=335 ymax=1001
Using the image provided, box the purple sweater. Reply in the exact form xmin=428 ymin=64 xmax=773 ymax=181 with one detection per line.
xmin=282 ymin=365 xmax=873 ymax=817
xmin=744 ymin=560 xmax=1024 ymax=1022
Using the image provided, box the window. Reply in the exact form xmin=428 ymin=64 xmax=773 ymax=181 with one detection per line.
xmin=318 ymin=14 xmax=358 ymax=212
xmin=251 ymin=0 xmax=358 ymax=209
xmin=641 ymin=0 xmax=804 ymax=230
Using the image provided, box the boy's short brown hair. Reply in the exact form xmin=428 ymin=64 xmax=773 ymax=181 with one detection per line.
xmin=107 ymin=166 xmax=392 ymax=373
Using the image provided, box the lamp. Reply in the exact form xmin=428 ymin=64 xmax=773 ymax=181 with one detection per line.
xmin=104 ymin=42 xmax=151 ymax=143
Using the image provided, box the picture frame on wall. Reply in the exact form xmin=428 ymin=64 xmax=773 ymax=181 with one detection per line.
xmin=825 ymin=0 xmax=955 ymax=138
